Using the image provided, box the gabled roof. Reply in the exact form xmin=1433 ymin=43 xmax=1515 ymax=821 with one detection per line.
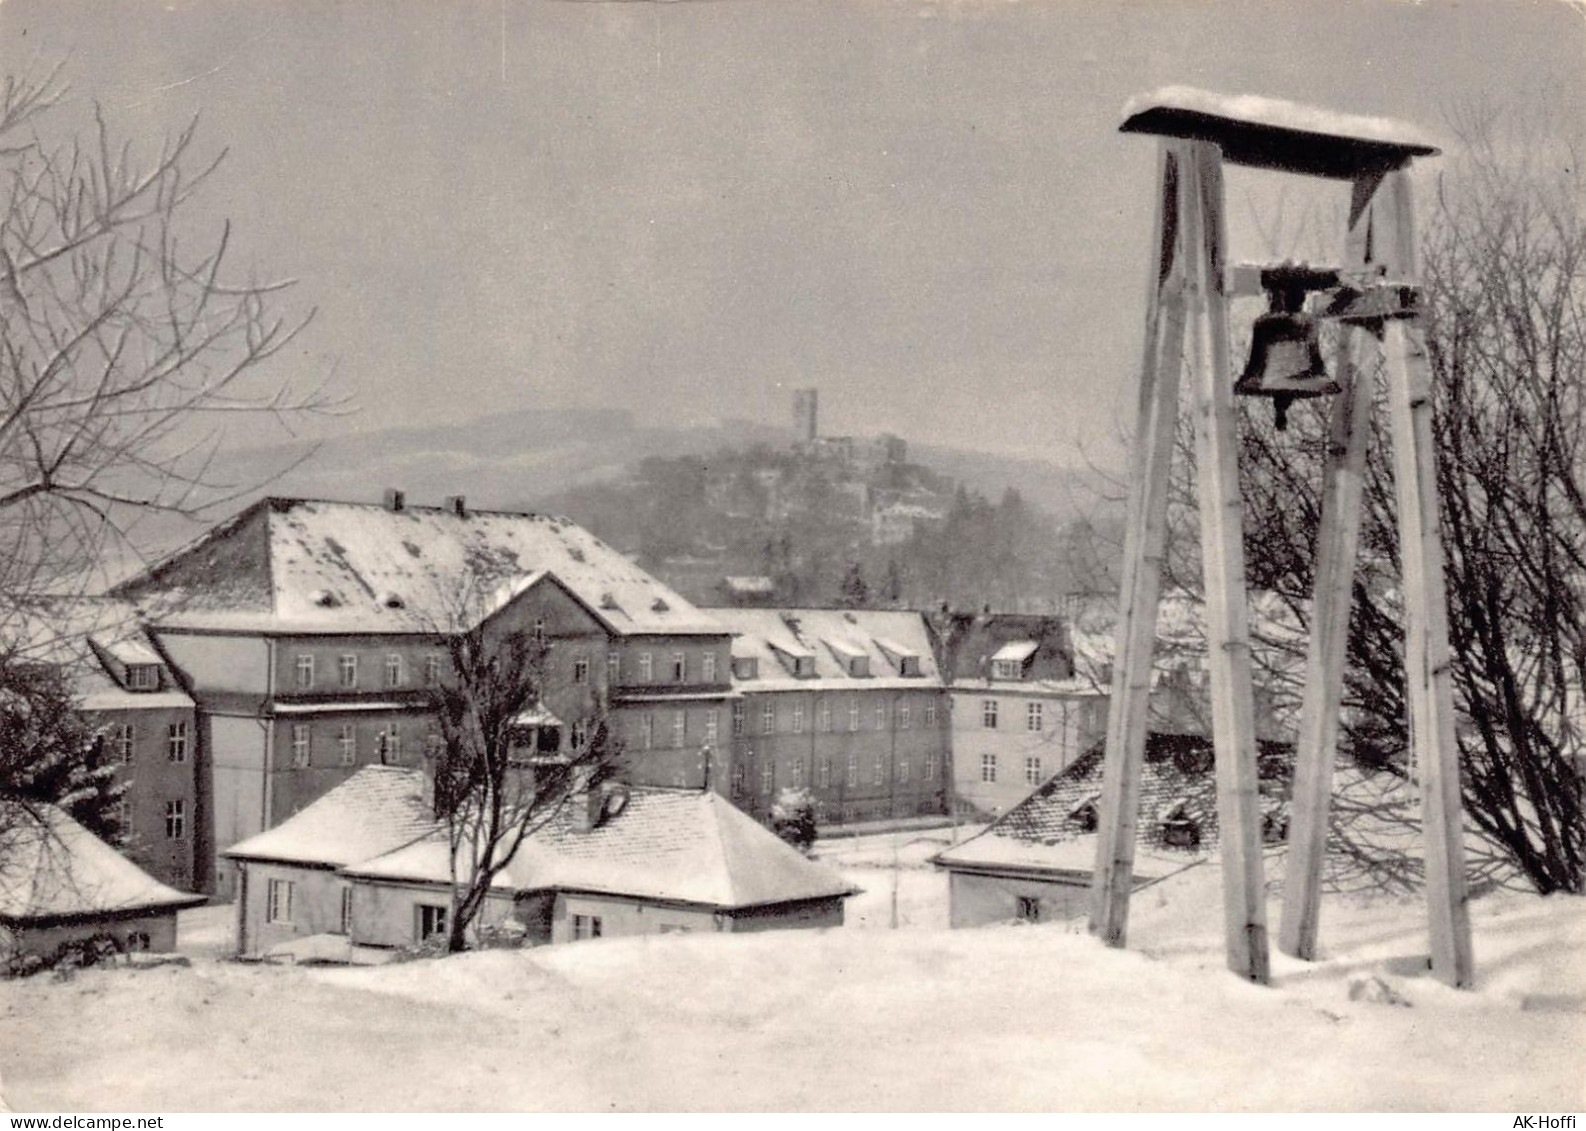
xmin=223 ymin=766 xmax=437 ymax=868
xmin=710 ymin=607 xmax=944 ymax=691
xmin=935 ymin=733 xmax=1292 ymax=878
xmin=248 ymin=766 xmax=856 ymax=911
xmin=116 ymin=496 xmax=726 ymax=637
xmin=0 ymin=802 xmax=205 ymax=923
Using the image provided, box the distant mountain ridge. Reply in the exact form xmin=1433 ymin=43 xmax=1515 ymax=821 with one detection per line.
xmin=215 ymin=406 xmax=1114 ymax=523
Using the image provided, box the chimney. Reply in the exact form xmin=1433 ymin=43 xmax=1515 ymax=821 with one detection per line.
xmin=572 ymin=783 xmax=605 ymax=834
xmin=446 ymin=495 xmax=467 ymax=518
xmin=383 ymin=488 xmax=406 ymax=513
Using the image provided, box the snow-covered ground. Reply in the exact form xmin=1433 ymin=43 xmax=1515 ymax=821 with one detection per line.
xmin=1 ymin=842 xmax=1580 ymax=1112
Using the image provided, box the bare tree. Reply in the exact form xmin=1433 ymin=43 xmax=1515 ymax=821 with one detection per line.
xmin=0 ymin=63 xmax=335 ymax=607
xmin=1163 ymin=105 xmax=1584 ymax=895
xmin=423 ymin=570 xmax=627 ymax=952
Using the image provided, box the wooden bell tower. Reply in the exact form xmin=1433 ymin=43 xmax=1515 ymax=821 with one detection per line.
xmin=1087 ymin=88 xmax=1474 ymax=988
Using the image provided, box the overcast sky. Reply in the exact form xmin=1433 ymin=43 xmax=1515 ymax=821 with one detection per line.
xmin=2 ymin=0 xmax=1581 ymax=467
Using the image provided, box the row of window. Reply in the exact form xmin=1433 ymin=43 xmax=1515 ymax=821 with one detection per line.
xmin=289 ymin=722 xmax=431 ymax=769
xmin=618 ymin=650 xmax=719 ymax=685
xmin=293 ymin=652 xmax=445 ymax=692
xmin=729 ymin=752 xmax=940 ymax=797
xmin=980 ymin=700 xmax=1051 ymax=731
xmin=978 ymin=753 xmax=1045 ymax=785
xmin=109 ymin=721 xmax=188 ymax=764
xmin=730 ymin=698 xmax=942 ymax=738
xmin=119 ymin=797 xmax=186 ymax=839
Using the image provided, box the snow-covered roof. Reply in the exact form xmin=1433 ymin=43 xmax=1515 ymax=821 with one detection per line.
xmin=223 ymin=765 xmax=437 ymax=868
xmin=991 ymin=641 xmax=1039 ymax=664
xmin=349 ymin=787 xmax=858 ymax=910
xmin=710 ymin=607 xmax=944 ymax=691
xmin=0 ymin=597 xmax=192 ymax=713
xmin=252 ymin=767 xmax=856 ymax=910
xmin=0 ymin=802 xmax=205 ymax=923
xmin=1120 ymin=86 xmax=1440 ymax=179
xmin=935 ymin=733 xmax=1293 ymax=877
xmin=118 ymin=497 xmax=726 ymax=638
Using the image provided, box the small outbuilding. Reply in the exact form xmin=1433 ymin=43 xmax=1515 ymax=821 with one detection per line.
xmin=0 ymin=801 xmax=206 ymax=972
xmin=225 ymin=766 xmax=858 ymax=958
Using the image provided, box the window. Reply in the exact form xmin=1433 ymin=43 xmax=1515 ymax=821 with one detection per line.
xmin=1016 ymin=896 xmax=1040 ymax=923
xmin=640 ymin=713 xmax=654 ymax=750
xmin=819 ymin=758 xmax=832 ymax=789
xmin=925 ymin=702 xmax=937 ymax=727
xmin=292 ymin=725 xmax=311 ymax=768
xmin=761 ymin=702 xmax=775 ymax=735
xmin=573 ymin=658 xmax=589 ymax=684
xmin=1027 ymin=702 xmax=1044 ymax=731
xmin=127 ymin=664 xmax=160 ymax=691
xmin=532 ymin=618 xmax=546 ymax=643
xmin=266 ymin=878 xmax=293 ymax=924
xmin=731 ymin=762 xmax=746 ymax=796
xmin=416 ymin=904 xmax=448 ymax=942
xmin=818 ymin=701 xmax=832 ymax=732
xmin=846 ymin=754 xmax=858 ymax=788
xmin=167 ymin=722 xmax=188 ymax=763
xmin=638 ymin=653 xmax=653 ymax=682
xmin=295 ymin=655 xmax=315 ymax=690
xmin=672 ymin=652 xmax=687 ymax=682
xmin=872 ymin=758 xmax=884 ymax=786
xmin=899 ymin=704 xmax=911 ymax=730
xmin=114 ymin=722 xmax=135 ymax=764
xmin=875 ymin=704 xmax=887 ymax=731
xmin=339 ymin=724 xmax=357 ymax=766
xmin=339 ymin=654 xmax=358 ymax=689
xmin=792 ymin=704 xmax=804 ymax=734
xmin=380 ymin=726 xmax=401 ymax=764
xmin=1025 ymin=756 xmax=1043 ymax=785
xmin=425 ymin=654 xmax=443 ymax=687
xmin=925 ymin=753 xmax=937 ymax=781
xmin=761 ymin=764 xmax=774 ymax=795
xmin=981 ymin=753 xmax=997 ymax=783
xmin=165 ymin=799 xmax=185 ymax=840
xmin=898 ymin=757 xmax=910 ymax=782
xmin=848 ymin=700 xmax=860 ymax=732
xmin=116 ymin=797 xmax=132 ymax=831
xmin=993 ymin=659 xmax=1022 ymax=681
xmin=704 ymin=709 xmax=718 ymax=744
xmin=702 ymin=651 xmax=716 ymax=683
xmin=338 ymin=887 xmax=354 ymax=935
xmin=982 ymin=700 xmax=999 ymax=728
xmin=672 ymin=710 xmax=686 ymax=747
xmin=385 ymin=654 xmax=403 ymax=687
xmin=791 ymin=758 xmax=805 ymax=788
xmin=607 ymin=652 xmax=621 ymax=686
xmin=572 ymin=913 xmax=603 ymax=941
xmin=731 ymin=700 xmax=745 ymax=737
xmin=570 ymin=718 xmax=591 ymax=750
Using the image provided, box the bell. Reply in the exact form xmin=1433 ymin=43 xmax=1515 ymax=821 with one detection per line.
xmin=1235 ymin=275 xmax=1340 ymax=430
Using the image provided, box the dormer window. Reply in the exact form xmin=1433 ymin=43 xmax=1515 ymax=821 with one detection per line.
xmin=990 ymin=641 xmax=1038 ymax=682
xmin=1159 ymin=799 xmax=1200 ymax=849
xmin=847 ymin=655 xmax=869 ymax=678
xmin=992 ymin=660 xmax=1021 ymax=680
xmin=731 ymin=656 xmax=759 ymax=680
xmin=898 ymin=655 xmax=920 ymax=677
xmin=126 ymin=664 xmax=160 ymax=691
xmin=794 ymin=656 xmax=815 ymax=678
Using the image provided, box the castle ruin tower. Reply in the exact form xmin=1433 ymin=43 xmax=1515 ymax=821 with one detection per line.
xmin=792 ymin=388 xmax=818 ymax=443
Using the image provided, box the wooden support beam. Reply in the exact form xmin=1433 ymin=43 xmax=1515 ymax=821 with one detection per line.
xmin=1090 ymin=142 xmax=1189 ymax=948
xmin=1377 ymin=170 xmax=1475 ymax=988
xmin=1181 ymin=140 xmax=1269 ymax=984
xmin=1279 ymin=171 xmax=1384 ymax=961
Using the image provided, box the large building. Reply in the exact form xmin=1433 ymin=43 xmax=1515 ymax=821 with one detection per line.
xmin=112 ymin=493 xmax=737 ymax=896
xmin=706 ymin=607 xmax=951 ymax=826
xmin=3 ymin=598 xmax=200 ymax=892
xmin=935 ymin=612 xmax=1107 ymax=819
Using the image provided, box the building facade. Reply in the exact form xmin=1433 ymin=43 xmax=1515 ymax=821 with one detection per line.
xmin=706 ymin=607 xmax=951 ymax=826
xmin=114 ymin=494 xmax=735 ymax=897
